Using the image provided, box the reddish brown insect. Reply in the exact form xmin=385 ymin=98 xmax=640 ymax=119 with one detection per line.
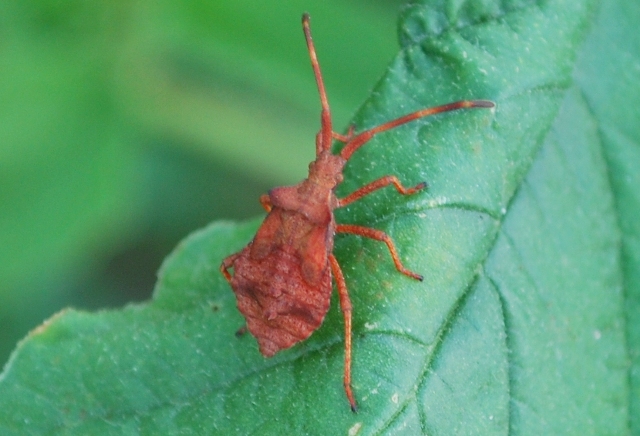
xmin=221 ymin=14 xmax=494 ymax=412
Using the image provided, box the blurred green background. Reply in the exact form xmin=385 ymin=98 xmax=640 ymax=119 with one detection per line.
xmin=0 ymin=0 xmax=408 ymax=365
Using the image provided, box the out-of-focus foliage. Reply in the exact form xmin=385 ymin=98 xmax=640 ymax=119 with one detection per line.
xmin=0 ymin=0 xmax=405 ymax=363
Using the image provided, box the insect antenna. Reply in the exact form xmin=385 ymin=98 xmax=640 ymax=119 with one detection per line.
xmin=302 ymin=13 xmax=333 ymax=156
xmin=340 ymin=99 xmax=495 ymax=161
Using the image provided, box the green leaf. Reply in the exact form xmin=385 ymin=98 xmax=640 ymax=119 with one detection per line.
xmin=0 ymin=0 xmax=636 ymax=434
xmin=574 ymin=1 xmax=640 ymax=430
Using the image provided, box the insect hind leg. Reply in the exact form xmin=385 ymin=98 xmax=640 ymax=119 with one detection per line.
xmin=329 ymin=254 xmax=357 ymax=412
xmin=220 ymin=253 xmax=240 ymax=282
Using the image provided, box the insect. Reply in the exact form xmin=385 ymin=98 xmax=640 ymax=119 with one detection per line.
xmin=220 ymin=13 xmax=494 ymax=412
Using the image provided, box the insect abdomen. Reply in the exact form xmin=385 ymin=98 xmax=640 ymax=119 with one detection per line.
xmin=231 ymin=243 xmax=332 ymax=357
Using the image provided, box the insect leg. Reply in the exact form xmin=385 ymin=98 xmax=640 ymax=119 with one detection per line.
xmin=336 ymin=224 xmax=423 ymax=281
xmin=259 ymin=194 xmax=272 ymax=212
xmin=329 ymin=253 xmax=357 ymax=412
xmin=338 ymin=176 xmax=426 ymax=208
xmin=332 ymin=124 xmax=355 ymax=143
xmin=220 ymin=253 xmax=240 ymax=282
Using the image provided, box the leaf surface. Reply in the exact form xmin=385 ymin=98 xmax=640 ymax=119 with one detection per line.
xmin=0 ymin=0 xmax=636 ymax=434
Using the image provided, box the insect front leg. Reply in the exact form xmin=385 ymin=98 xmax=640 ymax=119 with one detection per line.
xmin=332 ymin=124 xmax=355 ymax=143
xmin=329 ymin=254 xmax=357 ymax=412
xmin=336 ymin=224 xmax=423 ymax=281
xmin=337 ymin=175 xmax=426 ymax=208
xmin=259 ymin=194 xmax=272 ymax=212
